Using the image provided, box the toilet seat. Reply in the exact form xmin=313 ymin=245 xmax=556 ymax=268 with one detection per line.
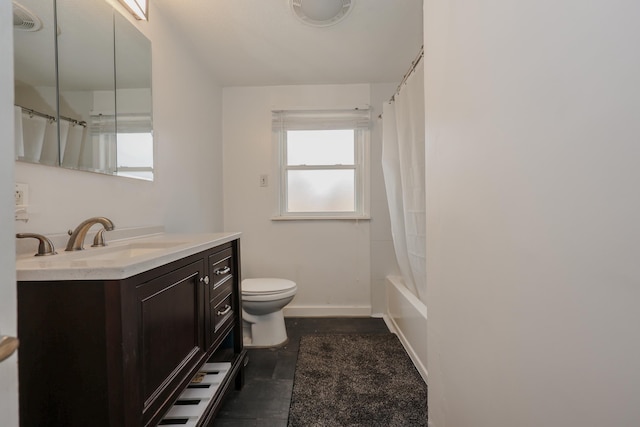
xmin=242 ymin=278 xmax=297 ymax=296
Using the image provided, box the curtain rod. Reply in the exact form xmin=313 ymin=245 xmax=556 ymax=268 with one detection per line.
xmin=378 ymin=46 xmax=424 ymax=119
xmin=390 ymin=45 xmax=424 ymax=103
xmin=17 ymin=105 xmax=87 ymax=127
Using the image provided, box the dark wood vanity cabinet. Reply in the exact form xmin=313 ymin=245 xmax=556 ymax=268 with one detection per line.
xmin=17 ymin=239 xmax=244 ymax=427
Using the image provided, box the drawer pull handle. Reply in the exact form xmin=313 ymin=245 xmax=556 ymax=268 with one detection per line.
xmin=216 ymin=305 xmax=232 ymax=316
xmin=215 ymin=266 xmax=231 ymax=276
xmin=200 ymin=275 xmax=210 ymax=285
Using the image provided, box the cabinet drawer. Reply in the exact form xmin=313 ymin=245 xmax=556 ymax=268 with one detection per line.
xmin=209 ymin=248 xmax=233 ymax=289
xmin=210 ymin=283 xmax=234 ymax=336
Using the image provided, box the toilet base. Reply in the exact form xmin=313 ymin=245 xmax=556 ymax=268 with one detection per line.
xmin=243 ymin=335 xmax=289 ymax=349
xmin=243 ymin=310 xmax=288 ymax=348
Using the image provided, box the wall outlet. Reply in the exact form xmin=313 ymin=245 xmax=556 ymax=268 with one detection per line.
xmin=15 ymin=183 xmax=28 ymax=206
xmin=259 ymin=174 xmax=268 ymax=187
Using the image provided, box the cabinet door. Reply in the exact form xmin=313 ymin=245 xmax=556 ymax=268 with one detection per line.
xmin=136 ymin=259 xmax=206 ymax=423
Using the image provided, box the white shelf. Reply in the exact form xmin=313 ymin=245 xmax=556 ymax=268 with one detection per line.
xmin=158 ymin=362 xmax=231 ymax=426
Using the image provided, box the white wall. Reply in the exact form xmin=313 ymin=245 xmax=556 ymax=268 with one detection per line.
xmin=223 ymin=84 xmax=388 ymax=316
xmin=0 ymin=0 xmax=19 ymax=423
xmin=425 ymin=1 xmax=640 ymax=426
xmin=14 ymin=1 xmax=224 ymax=237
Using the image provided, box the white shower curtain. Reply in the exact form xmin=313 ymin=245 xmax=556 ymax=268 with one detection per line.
xmin=21 ymin=113 xmax=47 ymax=163
xmin=382 ymin=59 xmax=426 ymax=303
xmin=62 ymin=123 xmax=85 ymax=168
xmin=39 ymin=119 xmax=59 ymax=165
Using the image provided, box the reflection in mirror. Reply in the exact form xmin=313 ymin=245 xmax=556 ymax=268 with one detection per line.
xmin=13 ymin=0 xmax=154 ymax=181
xmin=115 ymin=12 xmax=153 ymax=180
xmin=13 ymin=0 xmax=58 ymax=166
xmin=57 ymin=0 xmax=116 ymax=173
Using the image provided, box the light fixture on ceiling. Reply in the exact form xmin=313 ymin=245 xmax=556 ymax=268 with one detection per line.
xmin=118 ymin=0 xmax=148 ymax=21
xmin=290 ymin=0 xmax=354 ymax=27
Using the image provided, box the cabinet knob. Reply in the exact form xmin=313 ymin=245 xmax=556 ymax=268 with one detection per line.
xmin=200 ymin=275 xmax=210 ymax=285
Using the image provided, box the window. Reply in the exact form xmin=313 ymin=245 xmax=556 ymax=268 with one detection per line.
xmin=116 ymin=131 xmax=153 ymax=180
xmin=88 ymin=113 xmax=153 ymax=180
xmin=116 ymin=114 xmax=153 ymax=180
xmin=272 ymin=109 xmax=370 ymax=219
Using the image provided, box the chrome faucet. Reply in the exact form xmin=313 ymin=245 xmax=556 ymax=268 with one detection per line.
xmin=65 ymin=217 xmax=115 ymax=251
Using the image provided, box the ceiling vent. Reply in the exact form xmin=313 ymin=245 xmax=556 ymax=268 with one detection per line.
xmin=13 ymin=2 xmax=43 ymax=32
xmin=290 ymin=0 xmax=354 ymax=27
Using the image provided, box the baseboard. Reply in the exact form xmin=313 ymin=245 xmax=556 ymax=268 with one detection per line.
xmin=283 ymin=305 xmax=372 ymax=317
xmin=382 ymin=314 xmax=397 ymax=334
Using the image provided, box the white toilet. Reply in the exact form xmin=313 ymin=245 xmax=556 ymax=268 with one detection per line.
xmin=241 ymin=278 xmax=297 ymax=347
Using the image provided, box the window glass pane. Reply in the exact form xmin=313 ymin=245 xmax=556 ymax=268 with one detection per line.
xmin=117 ymin=132 xmax=153 ymax=167
xmin=116 ymin=132 xmax=153 ymax=180
xmin=287 ymin=170 xmax=355 ymax=212
xmin=287 ymin=130 xmax=354 ymax=165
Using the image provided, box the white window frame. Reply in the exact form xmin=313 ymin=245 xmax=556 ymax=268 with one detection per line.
xmin=272 ymin=109 xmax=371 ymax=220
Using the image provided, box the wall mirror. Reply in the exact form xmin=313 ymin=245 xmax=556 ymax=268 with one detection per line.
xmin=13 ymin=0 xmax=58 ymax=166
xmin=13 ymin=0 xmax=154 ymax=181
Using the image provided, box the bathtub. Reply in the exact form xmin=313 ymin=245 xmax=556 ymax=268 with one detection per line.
xmin=383 ymin=275 xmax=428 ymax=381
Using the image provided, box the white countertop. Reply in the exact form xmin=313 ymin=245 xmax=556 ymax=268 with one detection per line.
xmin=16 ymin=231 xmax=241 ymax=282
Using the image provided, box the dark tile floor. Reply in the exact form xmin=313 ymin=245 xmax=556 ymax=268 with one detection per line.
xmin=212 ymin=317 xmax=390 ymax=427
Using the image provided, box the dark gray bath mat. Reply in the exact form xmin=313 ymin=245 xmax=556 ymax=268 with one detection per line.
xmin=288 ymin=334 xmax=427 ymax=426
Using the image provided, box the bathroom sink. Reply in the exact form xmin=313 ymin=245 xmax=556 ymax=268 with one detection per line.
xmin=73 ymin=241 xmax=189 ymax=261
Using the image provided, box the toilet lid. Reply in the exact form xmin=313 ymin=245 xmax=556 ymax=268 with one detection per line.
xmin=242 ymin=278 xmax=297 ymax=295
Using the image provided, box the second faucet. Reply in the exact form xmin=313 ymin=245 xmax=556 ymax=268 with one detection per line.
xmin=66 ymin=217 xmax=115 ymax=251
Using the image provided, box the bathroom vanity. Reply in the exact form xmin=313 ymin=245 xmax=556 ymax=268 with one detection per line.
xmin=16 ymin=232 xmax=244 ymax=427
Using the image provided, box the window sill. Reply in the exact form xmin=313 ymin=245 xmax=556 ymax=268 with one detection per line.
xmin=271 ymin=215 xmax=371 ymax=221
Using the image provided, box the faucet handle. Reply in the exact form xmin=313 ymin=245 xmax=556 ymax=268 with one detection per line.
xmin=91 ymin=228 xmax=108 ymax=247
xmin=16 ymin=233 xmax=57 ymax=256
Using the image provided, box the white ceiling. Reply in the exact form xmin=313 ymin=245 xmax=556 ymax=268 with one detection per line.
xmin=153 ymin=0 xmax=424 ymax=87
